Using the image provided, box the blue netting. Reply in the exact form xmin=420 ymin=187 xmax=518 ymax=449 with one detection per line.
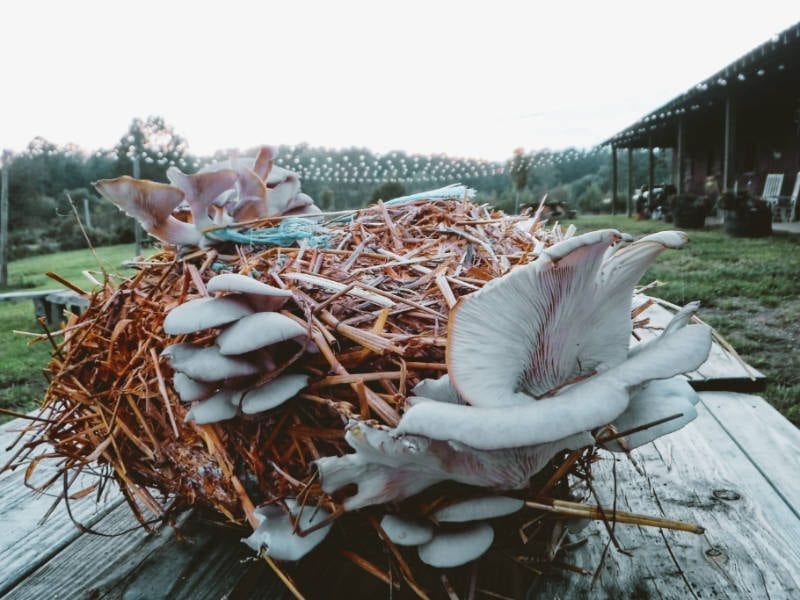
xmin=206 ymin=218 xmax=332 ymax=248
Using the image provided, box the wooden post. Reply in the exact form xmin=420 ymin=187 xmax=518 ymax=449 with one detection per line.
xmin=0 ymin=151 xmax=9 ymax=288
xmin=611 ymin=146 xmax=618 ymax=215
xmin=676 ymin=116 xmax=685 ymax=194
xmin=648 ymin=137 xmax=655 ymax=206
xmin=82 ymin=196 xmax=92 ymax=230
xmin=132 ymin=155 xmax=143 ymax=256
xmin=723 ymin=96 xmax=736 ymax=191
xmin=626 ymin=147 xmax=634 ymax=217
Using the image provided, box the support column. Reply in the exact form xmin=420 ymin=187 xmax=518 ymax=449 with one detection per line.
xmin=648 ymin=137 xmax=655 ymax=206
xmin=627 ymin=148 xmax=633 ymax=217
xmin=611 ymin=146 xmax=618 ymax=215
xmin=676 ymin=115 xmax=685 ymax=194
xmin=132 ymin=155 xmax=143 ymax=256
xmin=723 ymin=96 xmax=736 ymax=191
xmin=0 ymin=152 xmax=9 ymax=288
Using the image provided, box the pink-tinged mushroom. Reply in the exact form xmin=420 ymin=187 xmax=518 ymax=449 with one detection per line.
xmin=242 ymin=499 xmax=332 ymax=561
xmin=236 ymin=374 xmax=309 ymax=415
xmin=217 ymin=312 xmax=307 ymax=355
xmin=251 ymin=146 xmax=276 ymax=181
xmin=94 ymin=177 xmax=200 ymax=246
xmin=166 ymin=167 xmax=238 ymax=230
xmin=266 ymin=175 xmax=301 ymax=216
xmin=317 ymin=230 xmax=712 ymax=508
xmin=379 ymin=514 xmax=435 ymax=546
xmin=230 ymin=169 xmax=269 ymax=222
xmin=163 ymin=296 xmax=253 ymax=335
xmin=417 ymin=523 xmax=494 ymax=568
xmin=161 ymin=343 xmax=259 ymax=382
xmin=433 ymin=496 xmax=524 ymax=523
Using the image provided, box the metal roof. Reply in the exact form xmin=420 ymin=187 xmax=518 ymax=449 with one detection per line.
xmin=602 ymin=21 xmax=800 ymax=148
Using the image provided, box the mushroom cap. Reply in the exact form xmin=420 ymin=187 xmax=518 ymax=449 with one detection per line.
xmin=217 ymin=312 xmax=307 ymax=355
xmin=238 ymin=374 xmax=309 ymax=414
xmin=94 ymin=177 xmax=201 ymax=246
xmin=206 ymin=273 xmax=292 ymax=298
xmin=417 ymin=522 xmax=494 ymax=568
xmin=163 ymin=296 xmax=253 ymax=335
xmin=172 ymin=372 xmax=216 ymax=403
xmin=433 ymin=496 xmax=524 ymax=523
xmin=161 ymin=343 xmax=260 ymax=382
xmin=380 ymin=514 xmax=435 ymax=546
xmin=184 ymin=389 xmax=238 ymax=424
xmin=242 ymin=499 xmax=332 ymax=561
xmin=166 ymin=167 xmax=238 ymax=229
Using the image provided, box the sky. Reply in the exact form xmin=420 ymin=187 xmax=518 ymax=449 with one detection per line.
xmin=2 ymin=1 xmax=798 ymax=161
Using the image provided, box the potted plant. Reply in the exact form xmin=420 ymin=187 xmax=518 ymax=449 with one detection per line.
xmin=668 ymin=193 xmax=706 ymax=228
xmin=718 ymin=191 xmax=772 ymax=237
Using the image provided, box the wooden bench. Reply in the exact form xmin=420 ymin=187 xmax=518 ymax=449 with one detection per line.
xmin=0 ymin=288 xmax=89 ymax=326
xmin=1 ymin=302 xmax=797 ymax=599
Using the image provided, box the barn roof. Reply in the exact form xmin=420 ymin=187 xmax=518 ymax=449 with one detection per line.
xmin=603 ymin=21 xmax=800 ymax=148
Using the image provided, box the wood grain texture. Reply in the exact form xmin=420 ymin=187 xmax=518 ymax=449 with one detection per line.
xmin=531 ymin=400 xmax=800 ymax=599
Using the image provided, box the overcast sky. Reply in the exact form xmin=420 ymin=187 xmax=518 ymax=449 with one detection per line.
xmin=2 ymin=1 xmax=797 ymax=161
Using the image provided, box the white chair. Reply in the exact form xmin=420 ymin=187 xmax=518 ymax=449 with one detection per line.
xmin=761 ymin=173 xmax=784 ymax=220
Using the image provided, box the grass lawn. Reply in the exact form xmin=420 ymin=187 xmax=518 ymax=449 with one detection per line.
xmin=0 ymin=244 xmax=136 ymax=423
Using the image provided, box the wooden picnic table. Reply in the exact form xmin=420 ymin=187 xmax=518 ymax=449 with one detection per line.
xmin=1 ymin=302 xmax=798 ymax=599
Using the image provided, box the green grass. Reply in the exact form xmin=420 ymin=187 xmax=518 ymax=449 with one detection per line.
xmin=5 ymin=244 xmax=137 ymax=291
xmin=574 ymin=215 xmax=800 ymax=425
xmin=0 ymin=244 xmax=136 ymax=423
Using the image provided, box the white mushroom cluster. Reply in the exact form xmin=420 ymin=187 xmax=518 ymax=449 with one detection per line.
xmin=161 ymin=273 xmax=310 ymax=424
xmin=317 ymin=230 xmax=712 ymax=528
xmin=94 ymin=146 xmax=321 ymax=247
xmin=381 ymin=496 xmax=524 ymax=567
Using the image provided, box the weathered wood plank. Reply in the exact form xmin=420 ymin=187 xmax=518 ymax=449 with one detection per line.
xmin=2 ymin=504 xmax=288 ymax=600
xmin=700 ymin=391 xmax=800 ymax=520
xmin=633 ymin=299 xmax=766 ymax=392
xmin=0 ymin=424 xmax=122 ymax=596
xmin=531 ymin=402 xmax=800 ymax=598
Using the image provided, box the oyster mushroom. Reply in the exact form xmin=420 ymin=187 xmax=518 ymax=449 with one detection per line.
xmin=184 ymin=389 xmax=238 ymax=424
xmin=94 ymin=177 xmax=200 ymax=246
xmin=217 ymin=312 xmax=307 ymax=355
xmin=206 ymin=273 xmax=292 ymax=312
xmin=242 ymin=499 xmax=332 ymax=561
xmin=433 ymin=496 xmax=524 ymax=523
xmin=161 ymin=343 xmax=259 ymax=381
xmin=379 ymin=514 xmax=434 ymax=546
xmin=166 ymin=167 xmax=238 ymax=229
xmin=163 ymin=296 xmax=253 ymax=335
xmin=417 ymin=522 xmax=494 ymax=568
xmin=172 ymin=372 xmax=216 ymax=403
xmin=317 ymin=229 xmax=712 ymax=508
xmin=236 ymin=374 xmax=309 ymax=415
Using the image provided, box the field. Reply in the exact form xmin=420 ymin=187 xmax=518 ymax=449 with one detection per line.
xmin=0 ymin=221 xmax=798 ymax=426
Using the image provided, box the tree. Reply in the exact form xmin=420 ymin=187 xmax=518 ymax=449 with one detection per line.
xmin=370 ymin=182 xmax=406 ymax=203
xmin=113 ymin=116 xmax=189 ymax=182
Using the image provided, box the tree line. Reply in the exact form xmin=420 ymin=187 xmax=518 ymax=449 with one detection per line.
xmin=0 ymin=116 xmax=673 ymax=263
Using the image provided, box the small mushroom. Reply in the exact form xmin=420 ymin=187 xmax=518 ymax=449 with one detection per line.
xmin=94 ymin=177 xmax=200 ymax=246
xmin=433 ymin=496 xmax=524 ymax=523
xmin=237 ymin=374 xmax=309 ymax=414
xmin=417 ymin=522 xmax=494 ymax=568
xmin=184 ymin=389 xmax=237 ymax=424
xmin=166 ymin=167 xmax=238 ymax=229
xmin=230 ymin=169 xmax=269 ymax=221
xmin=217 ymin=312 xmax=307 ymax=355
xmin=173 ymin=372 xmax=216 ymax=403
xmin=206 ymin=273 xmax=292 ymax=312
xmin=161 ymin=343 xmax=259 ymax=381
xmin=379 ymin=514 xmax=434 ymax=546
xmin=242 ymin=499 xmax=332 ymax=561
xmin=266 ymin=175 xmax=301 ymax=216
xmin=252 ymin=145 xmax=276 ymax=181
xmin=163 ymin=296 xmax=253 ymax=335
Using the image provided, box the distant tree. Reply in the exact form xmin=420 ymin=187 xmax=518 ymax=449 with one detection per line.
xmin=113 ymin=116 xmax=189 ymax=182
xmin=370 ymin=182 xmax=406 ymax=203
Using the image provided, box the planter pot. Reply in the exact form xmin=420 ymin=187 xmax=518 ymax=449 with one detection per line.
xmin=673 ymin=205 xmax=706 ymax=229
xmin=723 ymin=208 xmax=772 ymax=237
